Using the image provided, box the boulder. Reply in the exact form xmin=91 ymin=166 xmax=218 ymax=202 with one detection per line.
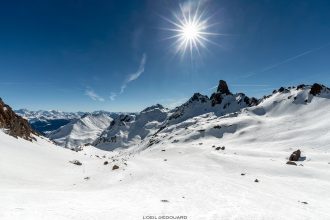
xmin=112 ymin=165 xmax=119 ymax=170
xmin=289 ymin=149 xmax=301 ymax=161
xmin=69 ymin=160 xmax=82 ymax=166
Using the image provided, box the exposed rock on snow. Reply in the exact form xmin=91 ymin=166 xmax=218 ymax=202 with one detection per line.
xmin=0 ymin=98 xmax=38 ymax=141
xmin=168 ymin=80 xmax=258 ymax=127
xmin=289 ymin=150 xmax=301 ymax=161
xmin=310 ymin=83 xmax=323 ymax=96
xmin=69 ymin=160 xmax=82 ymax=166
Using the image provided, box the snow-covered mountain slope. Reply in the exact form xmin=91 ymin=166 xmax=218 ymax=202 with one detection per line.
xmin=92 ymin=81 xmax=257 ymax=151
xmin=15 ymin=109 xmax=119 ymax=135
xmin=167 ymin=89 xmax=256 ymax=126
xmin=15 ymin=109 xmax=84 ymax=135
xmin=94 ymin=104 xmax=169 ymax=150
xmin=48 ymin=113 xmax=113 ymax=148
xmin=1 ymin=82 xmax=330 ymax=219
xmin=146 ymin=83 xmax=330 ymax=150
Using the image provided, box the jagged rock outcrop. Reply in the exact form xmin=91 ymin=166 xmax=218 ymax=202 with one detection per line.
xmin=168 ymin=93 xmax=209 ymax=121
xmin=168 ymin=80 xmax=259 ymax=125
xmin=210 ymin=80 xmax=258 ymax=107
xmin=310 ymin=83 xmax=323 ymax=96
xmin=217 ymin=80 xmax=232 ymax=95
xmin=210 ymin=80 xmax=232 ymax=106
xmin=141 ymin=104 xmax=167 ymax=113
xmin=0 ymin=98 xmax=37 ymax=141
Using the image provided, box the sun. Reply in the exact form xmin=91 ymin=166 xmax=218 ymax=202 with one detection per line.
xmin=182 ymin=23 xmax=199 ymax=40
xmin=161 ymin=2 xmax=219 ymax=58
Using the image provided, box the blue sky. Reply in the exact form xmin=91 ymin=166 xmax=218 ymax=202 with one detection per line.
xmin=0 ymin=0 xmax=330 ymax=112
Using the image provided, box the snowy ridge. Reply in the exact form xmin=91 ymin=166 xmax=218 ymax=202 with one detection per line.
xmin=48 ymin=113 xmax=113 ymax=148
xmin=94 ymin=104 xmax=169 ymax=150
xmin=15 ymin=109 xmax=84 ymax=122
xmin=167 ymin=91 xmax=255 ymax=125
xmin=150 ymin=83 xmax=330 ymax=147
xmin=15 ymin=109 xmax=120 ymax=135
xmin=92 ymin=81 xmax=258 ymax=150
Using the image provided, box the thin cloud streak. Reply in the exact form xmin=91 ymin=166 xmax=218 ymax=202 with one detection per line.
xmin=231 ymin=84 xmax=270 ymax=87
xmin=109 ymin=92 xmax=117 ymax=101
xmin=121 ymin=53 xmax=147 ymax=93
xmin=111 ymin=53 xmax=147 ymax=100
xmin=242 ymin=42 xmax=330 ymax=78
xmin=85 ymin=88 xmax=105 ymax=102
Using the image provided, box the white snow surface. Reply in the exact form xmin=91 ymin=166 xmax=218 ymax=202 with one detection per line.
xmin=48 ymin=113 xmax=113 ymax=148
xmin=1 ymin=86 xmax=330 ymax=219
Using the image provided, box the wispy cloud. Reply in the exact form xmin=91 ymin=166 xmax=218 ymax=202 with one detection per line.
xmin=85 ymin=88 xmax=105 ymax=102
xmin=109 ymin=92 xmax=117 ymax=101
xmin=231 ymin=84 xmax=270 ymax=87
xmin=121 ymin=53 xmax=147 ymax=93
xmin=110 ymin=53 xmax=147 ymax=100
xmin=242 ymin=42 xmax=330 ymax=78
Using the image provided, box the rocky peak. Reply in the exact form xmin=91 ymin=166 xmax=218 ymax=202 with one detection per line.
xmin=0 ymin=98 xmax=37 ymax=141
xmin=210 ymin=80 xmax=232 ymax=106
xmin=189 ymin=93 xmax=209 ymax=103
xmin=216 ymin=80 xmax=232 ymax=95
xmin=141 ymin=104 xmax=166 ymax=113
xmin=310 ymin=83 xmax=323 ymax=96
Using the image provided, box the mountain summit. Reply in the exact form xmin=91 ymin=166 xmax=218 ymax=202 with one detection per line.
xmin=216 ymin=80 xmax=232 ymax=95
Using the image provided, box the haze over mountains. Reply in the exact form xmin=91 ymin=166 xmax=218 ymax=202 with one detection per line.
xmin=1 ymin=80 xmax=330 ymax=219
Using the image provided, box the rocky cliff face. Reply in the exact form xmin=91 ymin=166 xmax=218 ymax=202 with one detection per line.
xmin=210 ymin=80 xmax=258 ymax=107
xmin=0 ymin=98 xmax=37 ymax=141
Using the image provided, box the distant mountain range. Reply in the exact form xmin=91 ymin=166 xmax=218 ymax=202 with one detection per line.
xmin=15 ymin=109 xmax=121 ymax=135
xmin=1 ymin=80 xmax=330 ymax=219
xmin=5 ymin=80 xmax=329 ymax=152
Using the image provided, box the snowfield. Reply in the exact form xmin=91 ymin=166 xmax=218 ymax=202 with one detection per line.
xmin=1 ymin=85 xmax=330 ymax=219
